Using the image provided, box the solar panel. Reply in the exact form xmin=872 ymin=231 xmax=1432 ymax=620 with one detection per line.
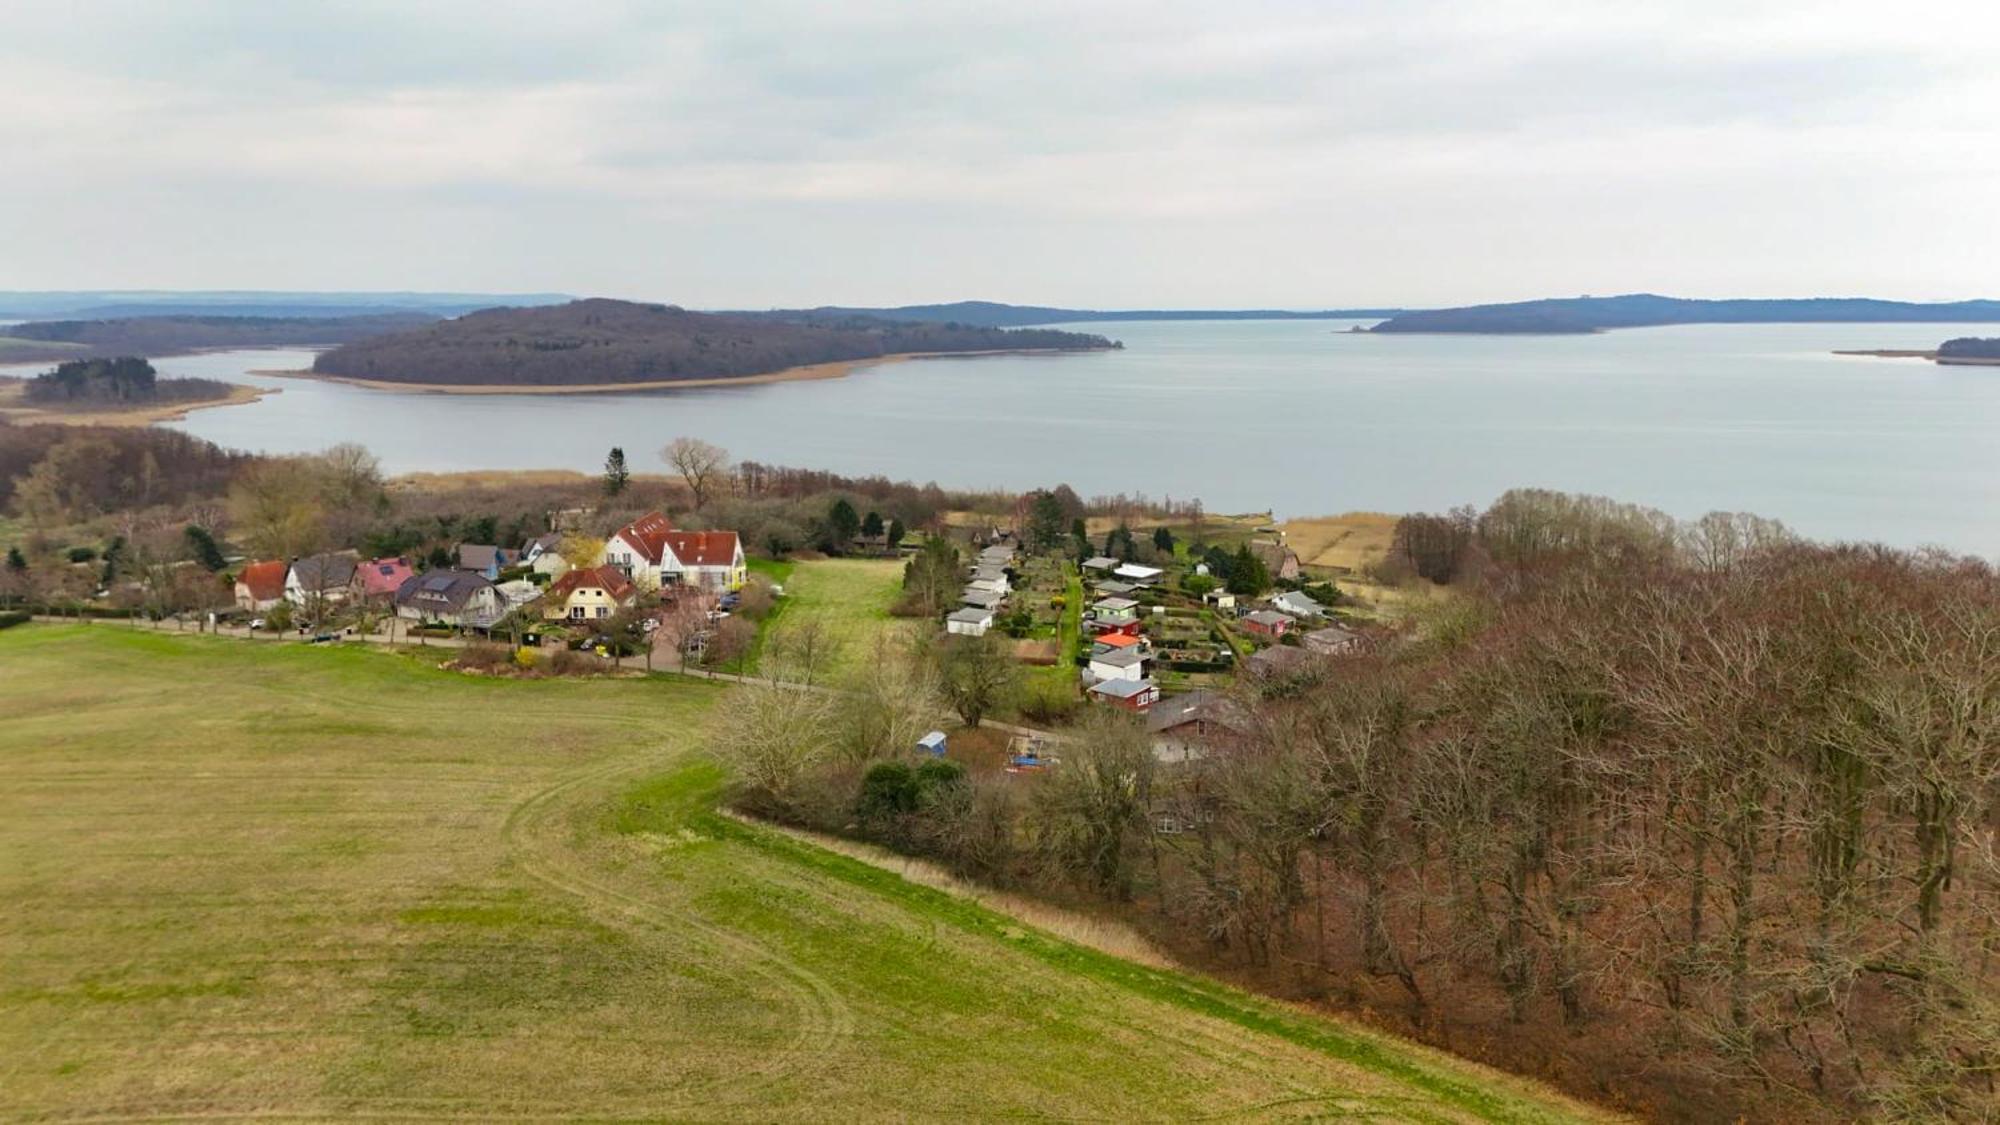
xmin=423 ymin=574 xmax=455 ymax=592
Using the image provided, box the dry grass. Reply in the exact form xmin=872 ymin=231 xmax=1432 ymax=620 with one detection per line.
xmin=722 ymin=812 xmax=1176 ymax=969
xmin=0 ymin=625 xmax=1607 ymax=1122
xmin=1281 ymin=511 xmax=1402 ymax=573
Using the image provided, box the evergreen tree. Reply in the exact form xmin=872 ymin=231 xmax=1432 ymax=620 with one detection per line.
xmin=1227 ymin=544 xmax=1271 ymax=596
xmin=829 ymin=498 xmax=861 ymax=548
xmin=886 ymin=519 xmax=907 ymax=549
xmin=183 ymin=525 xmax=228 ymax=572
xmin=602 ymin=446 xmax=630 ymax=498
xmin=861 ymin=510 xmax=885 ymax=538
xmin=1152 ymin=526 xmax=1176 ymax=553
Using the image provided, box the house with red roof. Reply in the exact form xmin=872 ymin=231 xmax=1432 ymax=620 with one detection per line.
xmin=233 ymin=560 xmax=289 ymax=612
xmin=604 ymin=512 xmax=746 ymax=592
xmin=350 ymin=557 xmax=416 ymax=603
xmin=660 ymin=529 xmax=746 ymax=591
xmin=543 ymin=564 xmax=638 ymax=622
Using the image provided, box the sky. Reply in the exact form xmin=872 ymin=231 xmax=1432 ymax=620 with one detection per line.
xmin=3 ymin=0 xmax=1996 ymax=308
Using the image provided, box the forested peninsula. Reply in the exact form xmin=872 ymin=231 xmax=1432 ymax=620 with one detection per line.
xmin=0 ymin=313 xmax=435 ymax=364
xmin=309 ymin=299 xmax=1120 ymax=388
xmin=1370 ymin=293 xmax=2000 ymax=334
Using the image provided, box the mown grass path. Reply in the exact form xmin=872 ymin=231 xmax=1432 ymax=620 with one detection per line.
xmin=0 ymin=626 xmax=1613 ymax=1122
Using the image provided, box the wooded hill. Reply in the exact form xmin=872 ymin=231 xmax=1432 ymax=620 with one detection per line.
xmin=310 ymin=299 xmax=1119 ymax=387
xmin=1938 ymin=337 xmax=2000 ymax=361
xmin=0 ymin=313 xmax=435 ymax=363
xmin=1371 ymin=293 xmax=2000 ymax=334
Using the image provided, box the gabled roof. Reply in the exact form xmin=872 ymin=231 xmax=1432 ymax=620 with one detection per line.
xmin=1146 ymin=690 xmax=1251 ymax=734
xmin=1089 ymin=677 xmax=1158 ymax=699
xmin=663 ymin=529 xmax=740 ymax=568
xmin=613 ymin=511 xmax=676 ymax=564
xmin=455 ymin=543 xmax=515 ymax=572
xmin=395 ymin=569 xmax=495 ymax=613
xmin=1093 ymin=632 xmax=1142 ymax=649
xmin=1303 ymin=624 xmax=1362 ymax=652
xmin=1272 ymin=590 xmax=1325 ymax=615
xmin=237 ymin=560 xmax=288 ymax=601
xmin=1245 ymin=645 xmax=1314 ymax=676
xmin=290 ymin=551 xmax=358 ymax=591
xmin=547 ymin=564 xmax=636 ymax=605
xmin=947 ymin=607 xmax=994 ymax=624
xmin=356 ymin=557 xmax=415 ymax=596
xmin=1091 ymin=646 xmax=1148 ymax=669
xmin=1243 ymin=609 xmax=1293 ymax=627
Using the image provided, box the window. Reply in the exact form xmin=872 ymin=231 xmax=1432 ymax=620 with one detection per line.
xmin=596 ymin=607 xmax=609 ymax=618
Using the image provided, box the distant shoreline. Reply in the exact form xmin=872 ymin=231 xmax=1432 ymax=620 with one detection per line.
xmin=0 ymin=379 xmax=276 ymax=427
xmin=253 ymin=346 xmax=1099 ymax=396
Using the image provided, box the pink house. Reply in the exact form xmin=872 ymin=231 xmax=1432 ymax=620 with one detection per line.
xmin=352 ymin=557 xmax=416 ymax=602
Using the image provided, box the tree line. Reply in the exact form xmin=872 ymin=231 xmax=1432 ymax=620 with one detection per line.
xmin=725 ymin=493 xmax=2000 ymax=1122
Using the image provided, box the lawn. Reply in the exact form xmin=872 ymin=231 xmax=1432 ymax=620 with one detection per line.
xmin=0 ymin=625 xmax=1606 ymax=1121
xmin=756 ymin=556 xmax=919 ymax=682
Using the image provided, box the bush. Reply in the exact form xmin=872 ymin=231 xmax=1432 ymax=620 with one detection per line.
xmin=0 ymin=611 xmax=29 ymax=631
xmin=548 ymin=648 xmax=607 ymax=676
xmin=513 ymin=647 xmax=540 ymax=671
xmin=453 ymin=641 xmax=513 ymax=672
xmin=66 ymin=546 xmax=98 ymax=564
xmin=1017 ymin=676 xmax=1081 ymax=724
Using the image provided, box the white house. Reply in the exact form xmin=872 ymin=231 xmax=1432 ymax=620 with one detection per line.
xmin=285 ymin=552 xmax=358 ymax=610
xmin=946 ymin=607 xmax=994 ymax=636
xmin=1203 ymin=588 xmax=1238 ymax=613
xmin=605 ymin=512 xmax=746 ymax=591
xmin=1271 ymin=590 xmax=1326 ymax=619
xmin=1113 ymin=562 xmax=1164 ymax=585
xmin=394 ymin=571 xmax=503 ymax=629
xmin=1087 ymin=644 xmax=1151 ymax=683
xmin=524 ymin=532 xmax=570 ymax=578
xmin=967 ymin=576 xmax=1009 ymax=596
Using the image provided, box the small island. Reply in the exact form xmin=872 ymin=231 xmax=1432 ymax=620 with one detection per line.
xmin=1833 ymin=337 xmax=2000 ymax=366
xmin=0 ymin=356 xmax=270 ymax=426
xmin=304 ymin=298 xmax=1121 ymax=392
xmin=1370 ymin=293 xmax=2000 ymax=334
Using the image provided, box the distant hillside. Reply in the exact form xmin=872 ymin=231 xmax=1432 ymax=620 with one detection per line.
xmin=312 ymin=299 xmax=1119 ymax=387
xmin=743 ymin=300 xmax=1406 ymax=328
xmin=0 ymin=313 xmax=434 ymax=363
xmin=0 ymin=290 xmax=572 ymax=320
xmin=1370 ymin=294 xmax=2000 ymax=334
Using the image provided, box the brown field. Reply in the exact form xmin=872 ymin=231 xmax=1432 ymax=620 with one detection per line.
xmin=1279 ymin=511 xmax=1401 ymax=573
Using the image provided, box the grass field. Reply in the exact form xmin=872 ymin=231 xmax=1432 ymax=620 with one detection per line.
xmin=0 ymin=625 xmax=1607 ymax=1121
xmin=759 ymin=557 xmax=919 ymax=681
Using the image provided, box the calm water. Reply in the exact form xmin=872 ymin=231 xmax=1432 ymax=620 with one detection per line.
xmin=17 ymin=319 xmax=1999 ymax=554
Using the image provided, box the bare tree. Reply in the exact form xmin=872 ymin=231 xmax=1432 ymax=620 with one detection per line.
xmin=662 ymin=437 xmax=729 ymax=510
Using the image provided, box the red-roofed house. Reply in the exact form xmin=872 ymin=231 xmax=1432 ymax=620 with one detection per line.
xmin=543 ymin=565 xmax=638 ymax=622
xmin=350 ymin=557 xmax=416 ymax=603
xmin=605 ymin=512 xmax=747 ymax=591
xmin=661 ymin=530 xmax=746 ymax=591
xmin=234 ymin=560 xmax=288 ymax=612
xmin=605 ymin=512 xmax=676 ymax=588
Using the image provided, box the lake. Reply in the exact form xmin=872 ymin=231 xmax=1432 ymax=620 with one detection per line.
xmin=20 ymin=319 xmax=2000 ymax=555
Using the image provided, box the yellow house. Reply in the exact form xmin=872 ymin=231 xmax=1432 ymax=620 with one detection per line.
xmin=543 ymin=565 xmax=638 ymax=622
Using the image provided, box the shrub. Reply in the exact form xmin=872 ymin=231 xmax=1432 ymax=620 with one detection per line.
xmin=1018 ymin=677 xmax=1081 ymax=724
xmin=548 ymin=648 xmax=607 ymax=677
xmin=453 ymin=641 xmax=513 ymax=672
xmin=0 ymin=611 xmax=29 ymax=631
xmin=513 ymin=646 xmax=540 ymax=671
xmin=66 ymin=546 xmax=98 ymax=564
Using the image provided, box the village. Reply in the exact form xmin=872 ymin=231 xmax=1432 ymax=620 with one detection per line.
xmin=200 ymin=494 xmax=1374 ymax=765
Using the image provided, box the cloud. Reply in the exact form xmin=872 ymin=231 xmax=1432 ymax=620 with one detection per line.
xmin=1 ymin=0 xmax=1995 ymax=304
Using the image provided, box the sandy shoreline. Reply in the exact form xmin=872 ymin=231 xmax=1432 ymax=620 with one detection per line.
xmin=0 ymin=380 xmax=277 ymax=427
xmin=251 ymin=347 xmax=1096 ymax=396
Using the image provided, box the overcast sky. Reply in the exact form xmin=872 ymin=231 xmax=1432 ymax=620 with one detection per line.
xmin=3 ymin=0 xmax=1995 ymax=308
